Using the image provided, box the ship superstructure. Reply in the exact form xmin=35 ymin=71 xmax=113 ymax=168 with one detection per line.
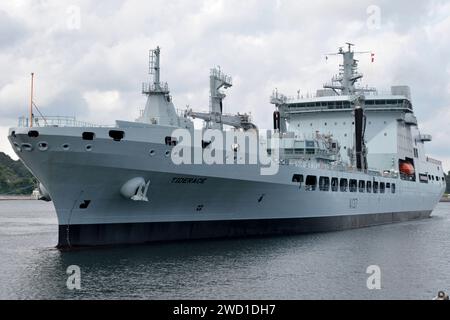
xmin=270 ymin=43 xmax=435 ymax=180
xmin=8 ymin=44 xmax=445 ymax=248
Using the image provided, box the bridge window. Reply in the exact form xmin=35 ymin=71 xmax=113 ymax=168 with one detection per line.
xmin=349 ymin=179 xmax=357 ymax=192
xmin=366 ymin=181 xmax=372 ymax=193
xmin=319 ymin=177 xmax=330 ymax=191
xmin=340 ymin=179 xmax=348 ymax=192
xmin=292 ymin=174 xmax=304 ymax=183
xmin=380 ymin=182 xmax=385 ymax=193
xmin=359 ymin=181 xmax=365 ymax=193
xmin=305 ymin=175 xmax=317 ymax=191
xmin=392 ymin=184 xmax=396 ymax=194
xmin=373 ymin=181 xmax=379 ymax=193
xmin=331 ymin=177 xmax=338 ymax=192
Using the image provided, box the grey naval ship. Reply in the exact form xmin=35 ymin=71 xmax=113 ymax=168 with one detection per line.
xmin=8 ymin=44 xmax=446 ymax=248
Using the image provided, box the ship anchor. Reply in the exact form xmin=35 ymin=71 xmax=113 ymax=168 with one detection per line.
xmin=131 ymin=180 xmax=150 ymax=202
xmin=120 ymin=177 xmax=151 ymax=202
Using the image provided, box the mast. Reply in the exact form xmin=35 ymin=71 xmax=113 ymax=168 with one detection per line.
xmin=323 ymin=44 xmax=373 ymax=170
xmin=138 ymin=46 xmax=181 ymax=126
xmin=208 ymin=67 xmax=232 ymax=130
xmin=142 ymin=46 xmax=170 ymax=95
xmin=152 ymin=46 xmax=160 ymax=87
xmin=30 ymin=73 xmax=34 ymax=128
xmin=323 ymin=43 xmax=375 ymax=96
xmin=185 ymin=67 xmax=258 ymax=131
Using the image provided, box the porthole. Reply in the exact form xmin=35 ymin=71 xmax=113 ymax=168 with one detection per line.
xmin=62 ymin=144 xmax=70 ymax=151
xmin=149 ymin=150 xmax=156 ymax=156
xmin=38 ymin=142 xmax=49 ymax=151
xmin=85 ymin=144 xmax=93 ymax=151
xmin=22 ymin=143 xmax=33 ymax=152
xmin=13 ymin=142 xmax=21 ymax=152
xmin=165 ymin=150 xmax=171 ymax=157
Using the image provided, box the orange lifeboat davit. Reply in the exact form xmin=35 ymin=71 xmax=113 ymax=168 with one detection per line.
xmin=400 ymin=162 xmax=415 ymax=175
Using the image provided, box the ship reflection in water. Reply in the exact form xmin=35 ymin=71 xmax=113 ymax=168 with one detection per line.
xmin=0 ymin=200 xmax=449 ymax=300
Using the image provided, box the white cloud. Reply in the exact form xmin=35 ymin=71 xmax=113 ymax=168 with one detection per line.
xmin=0 ymin=0 xmax=449 ymax=170
xmin=0 ymin=126 xmax=15 ymax=160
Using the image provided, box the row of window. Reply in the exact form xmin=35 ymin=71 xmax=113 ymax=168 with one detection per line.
xmin=287 ymin=99 xmax=411 ymax=110
xmin=292 ymin=175 xmax=396 ymax=194
xmin=420 ymin=173 xmax=445 ymax=184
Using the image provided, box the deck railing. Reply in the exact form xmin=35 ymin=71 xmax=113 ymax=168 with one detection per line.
xmin=18 ymin=116 xmax=108 ymax=128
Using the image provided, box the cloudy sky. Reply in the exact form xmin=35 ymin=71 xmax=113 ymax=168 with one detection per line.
xmin=0 ymin=0 xmax=449 ymax=167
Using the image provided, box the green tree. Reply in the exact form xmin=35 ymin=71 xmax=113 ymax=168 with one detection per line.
xmin=0 ymin=152 xmax=36 ymax=195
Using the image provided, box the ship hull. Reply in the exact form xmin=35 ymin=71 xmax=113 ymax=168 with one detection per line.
xmin=58 ymin=210 xmax=432 ymax=248
xmin=8 ymin=126 xmax=445 ymax=249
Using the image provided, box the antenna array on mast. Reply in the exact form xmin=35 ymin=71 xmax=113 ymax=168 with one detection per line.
xmin=142 ymin=46 xmax=169 ymax=95
xmin=323 ymin=44 xmax=376 ymax=96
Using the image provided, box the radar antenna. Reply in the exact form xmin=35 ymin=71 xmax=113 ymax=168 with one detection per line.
xmin=323 ymin=44 xmax=376 ymax=95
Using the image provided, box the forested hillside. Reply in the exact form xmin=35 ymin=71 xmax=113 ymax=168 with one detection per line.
xmin=0 ymin=152 xmax=36 ymax=195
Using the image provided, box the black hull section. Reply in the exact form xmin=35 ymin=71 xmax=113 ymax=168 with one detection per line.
xmin=58 ymin=210 xmax=432 ymax=248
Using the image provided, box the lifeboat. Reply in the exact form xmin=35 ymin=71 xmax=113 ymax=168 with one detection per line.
xmin=399 ymin=162 xmax=415 ymax=175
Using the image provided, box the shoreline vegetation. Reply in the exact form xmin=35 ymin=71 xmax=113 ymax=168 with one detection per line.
xmin=0 ymin=152 xmax=36 ymax=196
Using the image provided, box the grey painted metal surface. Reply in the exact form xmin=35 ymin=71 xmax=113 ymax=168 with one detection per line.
xmin=7 ymin=45 xmax=445 ymax=247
